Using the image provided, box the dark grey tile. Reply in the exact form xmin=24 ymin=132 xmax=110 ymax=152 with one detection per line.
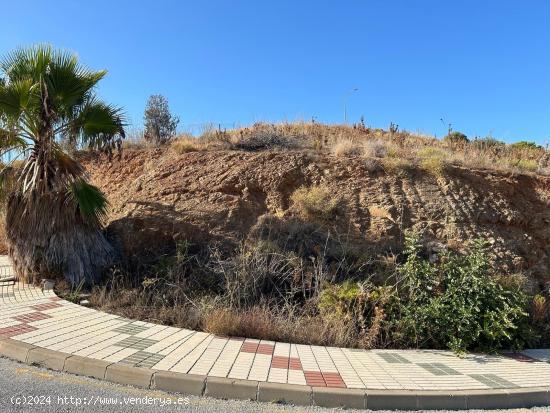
xmin=119 ymin=351 xmax=165 ymax=367
xmin=418 ymin=363 xmax=461 ymax=375
xmin=112 ymin=323 xmax=149 ymax=335
xmin=469 ymin=374 xmax=519 ymax=389
xmin=378 ymin=353 xmax=411 ymax=364
xmin=114 ymin=336 xmax=157 ymax=350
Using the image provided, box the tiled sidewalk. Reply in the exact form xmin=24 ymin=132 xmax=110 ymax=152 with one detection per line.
xmin=2 ymin=258 xmax=550 ymax=394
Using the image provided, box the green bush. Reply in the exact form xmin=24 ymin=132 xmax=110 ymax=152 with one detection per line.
xmin=514 ymin=159 xmax=538 ymax=172
xmin=472 ymin=137 xmax=505 ymax=151
xmin=443 ymin=131 xmax=469 ymax=145
xmin=388 ymin=232 xmax=533 ymax=353
xmin=510 ymin=141 xmax=542 ymax=151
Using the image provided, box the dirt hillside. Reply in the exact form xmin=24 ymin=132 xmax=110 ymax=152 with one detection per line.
xmin=82 ymin=148 xmax=550 ymax=286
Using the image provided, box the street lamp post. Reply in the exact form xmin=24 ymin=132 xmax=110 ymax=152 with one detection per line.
xmin=344 ymin=88 xmax=358 ymax=124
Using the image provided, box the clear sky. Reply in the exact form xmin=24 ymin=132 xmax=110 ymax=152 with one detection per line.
xmin=1 ymin=1 xmax=549 ymax=144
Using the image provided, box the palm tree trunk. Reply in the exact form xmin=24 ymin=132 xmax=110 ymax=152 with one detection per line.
xmin=6 ymin=189 xmax=115 ymax=285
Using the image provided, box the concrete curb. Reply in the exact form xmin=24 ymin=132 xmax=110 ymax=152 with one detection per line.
xmin=64 ymin=355 xmax=112 ymax=379
xmin=105 ymin=363 xmax=156 ymax=388
xmin=1 ymin=339 xmax=550 ymax=410
xmin=27 ymin=347 xmax=69 ymax=371
xmin=0 ymin=338 xmax=35 ymax=362
xmin=152 ymin=371 xmax=206 ymax=396
xmin=205 ymin=377 xmax=258 ymax=401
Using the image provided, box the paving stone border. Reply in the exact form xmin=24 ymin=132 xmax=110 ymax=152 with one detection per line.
xmin=1 ymin=253 xmax=550 ymax=411
xmin=2 ymin=336 xmax=550 ymax=410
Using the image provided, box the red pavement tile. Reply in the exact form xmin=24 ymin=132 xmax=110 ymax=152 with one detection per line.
xmin=240 ymin=342 xmax=274 ymax=354
xmin=49 ymin=297 xmax=62 ymax=301
xmin=256 ymin=344 xmax=274 ymax=355
xmin=271 ymin=356 xmax=289 ymax=369
xmin=288 ymin=357 xmax=303 ymax=370
xmin=13 ymin=312 xmax=51 ymax=323
xmin=30 ymin=302 xmax=62 ymax=311
xmin=305 ymin=371 xmax=326 ymax=387
xmin=241 ymin=342 xmax=259 ymax=353
xmin=322 ymin=372 xmax=346 ymax=388
xmin=0 ymin=324 xmax=37 ymax=338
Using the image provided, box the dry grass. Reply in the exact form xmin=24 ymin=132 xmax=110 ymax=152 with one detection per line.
xmin=368 ymin=206 xmax=395 ymax=222
xmin=73 ymin=238 xmax=382 ymax=349
xmin=332 ymin=139 xmax=362 ymax=157
xmin=290 ymin=185 xmax=340 ymax=221
xmin=513 ymin=159 xmax=539 ymax=172
xmin=418 ymin=147 xmax=448 ymax=176
xmin=190 ymin=121 xmax=550 ymax=176
xmin=117 ymin=121 xmax=549 ymax=176
xmin=202 ymin=305 xmax=361 ymax=347
xmin=363 ymin=139 xmax=389 ymax=158
xmin=532 ymin=294 xmax=547 ymax=323
xmin=171 ymin=135 xmax=206 ymax=154
xmin=381 ymin=157 xmax=414 ymax=177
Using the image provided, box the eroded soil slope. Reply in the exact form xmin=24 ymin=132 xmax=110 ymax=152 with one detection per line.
xmin=82 ymin=149 xmax=550 ymax=285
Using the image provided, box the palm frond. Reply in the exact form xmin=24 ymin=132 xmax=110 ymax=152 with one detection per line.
xmin=0 ymin=78 xmax=39 ymax=118
xmin=0 ymin=45 xmax=52 ymax=82
xmin=69 ymin=98 xmax=126 ymax=153
xmin=52 ymin=145 xmax=84 ymax=177
xmin=68 ymin=179 xmax=108 ymax=223
xmin=47 ymin=52 xmax=106 ymax=115
xmin=0 ymin=127 xmax=29 ymax=153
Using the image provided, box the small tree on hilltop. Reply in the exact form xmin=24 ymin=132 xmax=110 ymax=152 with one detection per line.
xmin=143 ymin=94 xmax=179 ymax=145
xmin=443 ymin=131 xmax=469 ymax=145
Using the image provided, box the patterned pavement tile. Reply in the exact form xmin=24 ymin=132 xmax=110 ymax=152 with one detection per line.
xmin=114 ymin=336 xmax=158 ymax=350
xmin=0 ymin=323 xmax=37 ymax=338
xmin=322 ymin=372 xmax=346 ymax=388
xmin=256 ymin=344 xmax=274 ymax=355
xmin=304 ymin=371 xmax=326 ymax=387
xmin=112 ymin=323 xmax=150 ymax=335
xmin=120 ymin=351 xmax=165 ymax=368
xmin=377 ymin=352 xmax=412 ymax=364
xmin=12 ymin=311 xmax=51 ymax=323
xmin=30 ymin=302 xmax=63 ymax=311
xmin=241 ymin=341 xmax=259 ymax=353
xmin=469 ymin=374 xmax=519 ymax=389
xmin=417 ymin=362 xmax=461 ymax=376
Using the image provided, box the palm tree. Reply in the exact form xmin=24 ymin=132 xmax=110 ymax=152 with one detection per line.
xmin=0 ymin=45 xmax=125 ymax=285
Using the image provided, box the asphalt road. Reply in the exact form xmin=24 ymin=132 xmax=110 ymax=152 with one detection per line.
xmin=0 ymin=357 xmax=548 ymax=413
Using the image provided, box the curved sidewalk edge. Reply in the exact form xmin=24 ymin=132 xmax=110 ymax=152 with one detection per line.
xmin=1 ymin=338 xmax=550 ymax=411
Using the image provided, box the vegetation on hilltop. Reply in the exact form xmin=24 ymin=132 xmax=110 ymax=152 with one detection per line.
xmin=143 ymin=121 xmax=550 ymax=176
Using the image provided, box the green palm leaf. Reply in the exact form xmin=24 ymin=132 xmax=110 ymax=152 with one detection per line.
xmin=68 ymin=179 xmax=108 ymax=222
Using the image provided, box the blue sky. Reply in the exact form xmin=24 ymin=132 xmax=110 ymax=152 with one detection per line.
xmin=1 ymin=1 xmax=549 ymax=144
